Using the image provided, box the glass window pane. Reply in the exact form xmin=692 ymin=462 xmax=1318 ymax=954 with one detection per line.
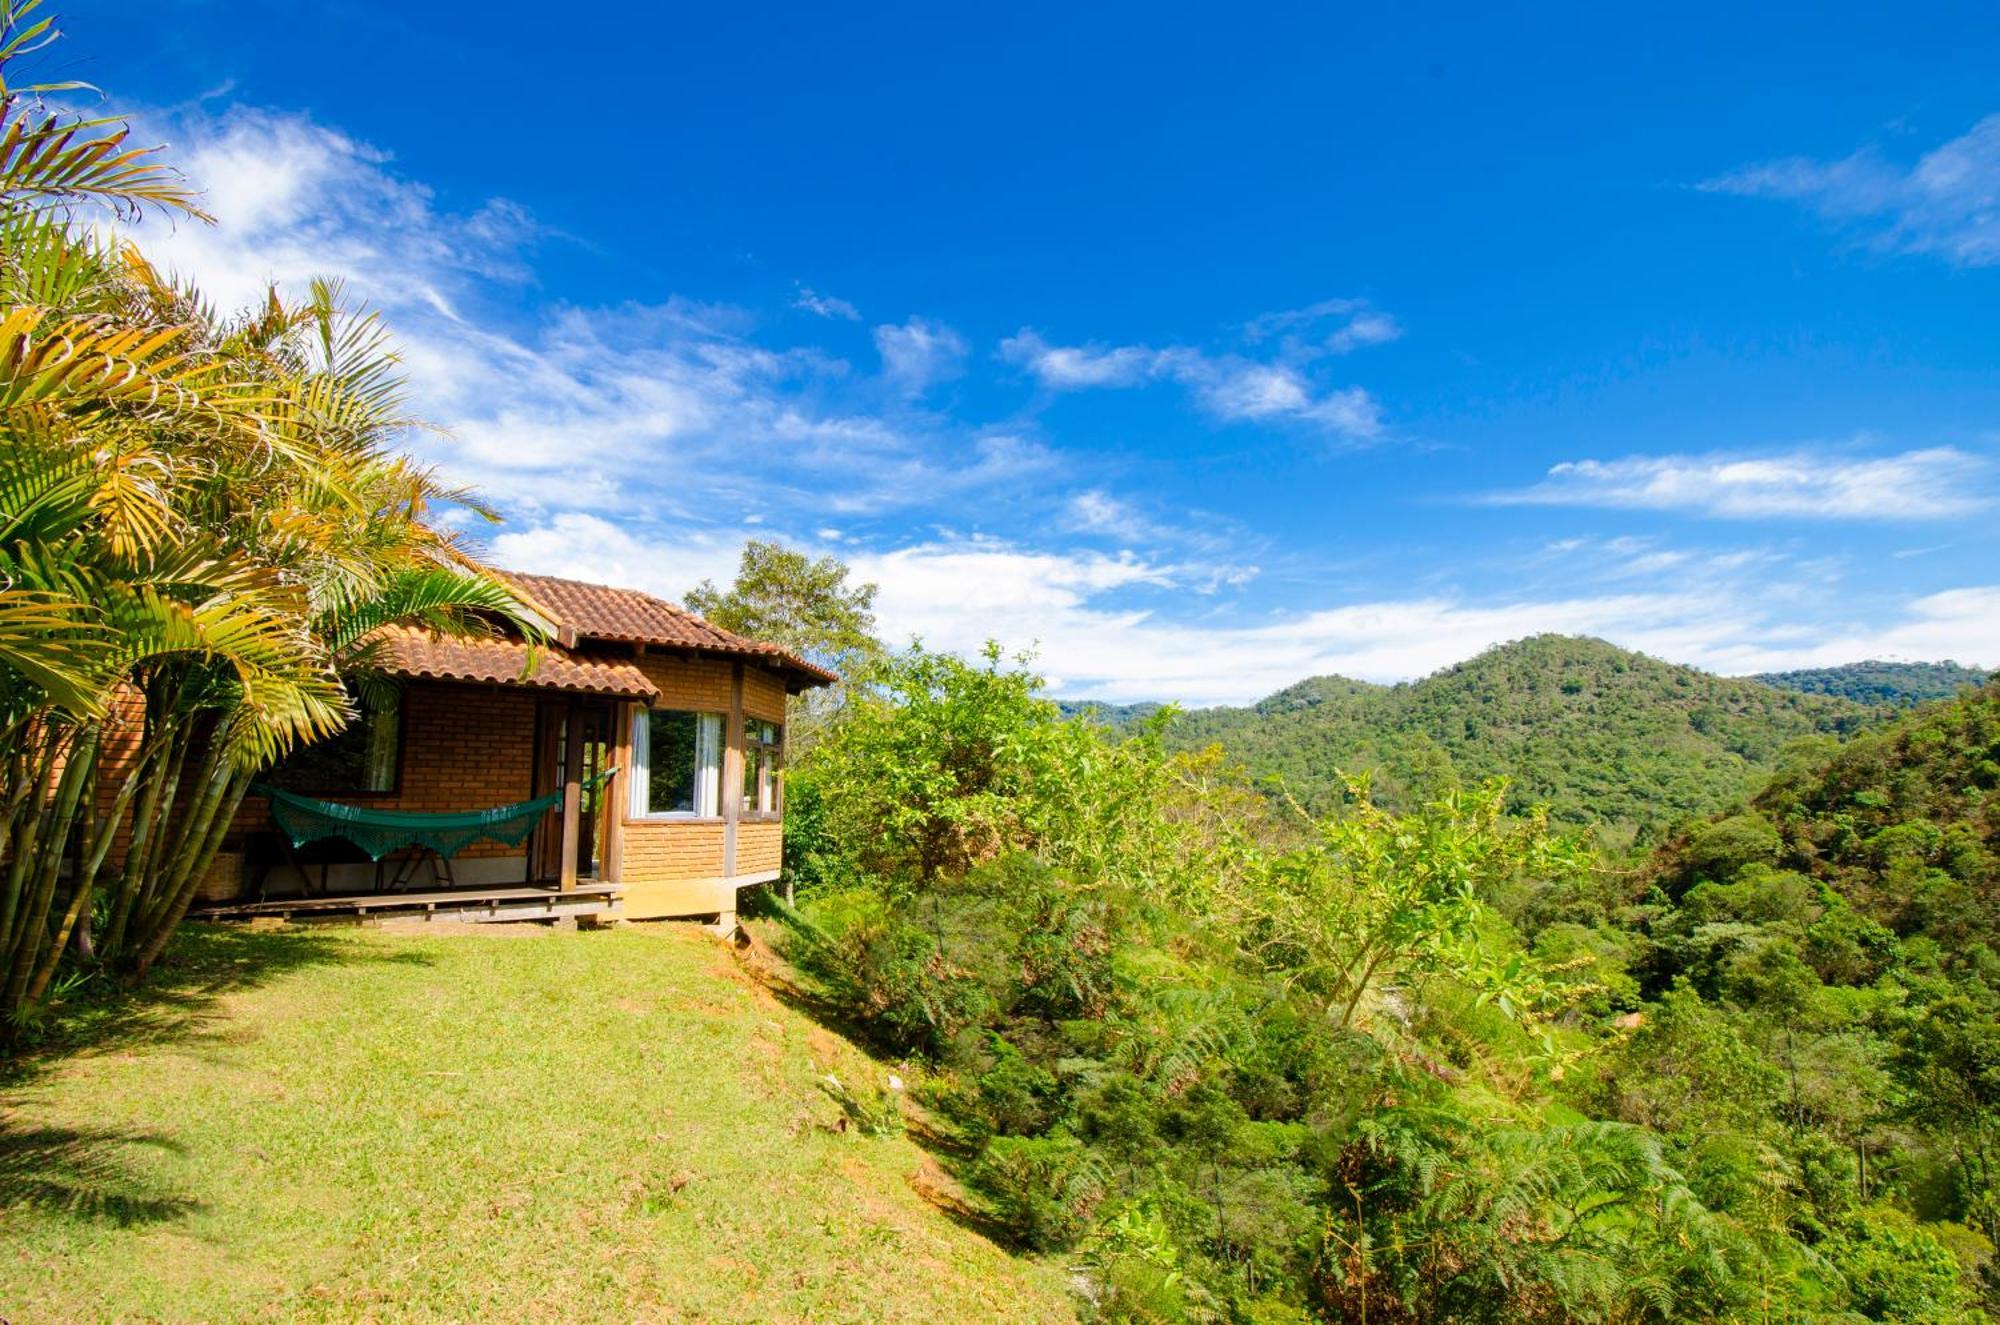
xmin=646 ymin=710 xmax=699 ymax=814
xmin=267 ymin=684 xmax=399 ymax=795
xmin=362 ymin=690 xmax=400 ymax=792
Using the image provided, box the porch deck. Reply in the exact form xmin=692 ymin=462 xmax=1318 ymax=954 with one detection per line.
xmin=196 ymin=882 xmax=623 ymax=925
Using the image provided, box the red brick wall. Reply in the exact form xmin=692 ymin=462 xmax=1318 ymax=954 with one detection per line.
xmin=620 ymin=821 xmax=727 ymax=878
xmin=611 ymin=657 xmax=791 ymax=901
xmin=737 ymin=820 xmax=783 ymax=874
xmin=235 ymin=681 xmax=540 ymax=860
xmin=743 ymin=667 xmax=787 ymax=724
xmin=632 ymin=655 xmax=734 ymax=711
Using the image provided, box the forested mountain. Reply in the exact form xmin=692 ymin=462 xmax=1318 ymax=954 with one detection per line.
xmin=1162 ymin=635 xmax=1869 ymax=841
xmin=780 ymin=645 xmax=2000 ymax=1322
xmin=1651 ymin=676 xmax=2000 ymax=950
xmin=1604 ymin=680 xmax=2000 ymax=1305
xmin=1058 ymin=698 xmax=1167 ymax=728
xmin=1754 ymin=660 xmax=1992 ymax=707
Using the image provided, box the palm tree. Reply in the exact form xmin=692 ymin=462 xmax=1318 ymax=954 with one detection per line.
xmin=0 ymin=0 xmax=540 ymax=1030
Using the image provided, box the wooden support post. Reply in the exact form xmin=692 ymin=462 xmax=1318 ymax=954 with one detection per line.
xmin=722 ymin=664 xmax=744 ymax=880
xmin=558 ymin=706 xmax=585 ymax=893
xmin=602 ymin=701 xmax=628 ymax=885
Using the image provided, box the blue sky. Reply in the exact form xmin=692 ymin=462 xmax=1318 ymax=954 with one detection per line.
xmin=58 ymin=1 xmax=2000 ymax=702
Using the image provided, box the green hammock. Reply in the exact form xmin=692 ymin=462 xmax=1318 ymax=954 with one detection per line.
xmin=252 ymin=768 xmax=618 ymax=862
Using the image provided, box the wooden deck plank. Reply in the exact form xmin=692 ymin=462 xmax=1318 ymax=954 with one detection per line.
xmin=198 ymin=882 xmax=621 ymax=920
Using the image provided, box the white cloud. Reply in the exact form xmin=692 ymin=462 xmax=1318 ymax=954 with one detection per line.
xmin=483 ymin=516 xmax=2000 ymax=705
xmin=120 ymin=106 xmax=1058 ymax=528
xmin=1000 ymin=328 xmax=1386 ymax=440
xmin=1065 ymin=490 xmax=1155 ymax=540
xmin=488 ymin=513 xmax=752 ymax=597
xmin=874 ymin=316 xmax=968 ymax=396
xmin=998 ymin=329 xmax=1156 ymax=388
xmin=793 ymin=284 xmax=860 ymax=320
xmin=1491 ymin=447 xmax=1990 ymax=520
xmin=118 ymin=108 xmax=533 ymax=316
xmin=1705 ymin=114 xmax=2000 ymax=266
xmin=846 ymin=533 xmax=2000 ymax=703
xmin=1243 ymin=297 xmax=1403 ymax=354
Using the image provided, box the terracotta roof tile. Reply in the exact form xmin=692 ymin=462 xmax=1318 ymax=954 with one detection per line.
xmin=369 ymin=626 xmax=659 ymax=700
xmin=501 ymin=571 xmax=837 ymax=688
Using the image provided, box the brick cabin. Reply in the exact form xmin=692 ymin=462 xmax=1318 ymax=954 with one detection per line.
xmin=215 ymin=571 xmax=834 ymax=931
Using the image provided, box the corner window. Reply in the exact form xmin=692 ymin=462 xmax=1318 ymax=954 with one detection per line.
xmin=267 ymin=685 xmax=400 ymax=794
xmin=743 ymin=718 xmax=783 ymax=815
xmin=630 ymin=708 xmax=722 ymax=818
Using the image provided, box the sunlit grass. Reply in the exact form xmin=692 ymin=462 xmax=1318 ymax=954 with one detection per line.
xmin=0 ymin=923 xmax=1075 ymax=1324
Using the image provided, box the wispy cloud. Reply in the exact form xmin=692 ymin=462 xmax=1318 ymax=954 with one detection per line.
xmin=1242 ymin=297 xmax=1402 ymax=354
xmin=1490 ymin=447 xmax=1990 ymax=520
xmin=793 ymin=284 xmax=860 ymax=320
xmin=997 ymin=333 xmax=1156 ymax=389
xmin=1704 ymin=114 xmax=2000 ymax=266
xmin=874 ymin=316 xmax=968 ymax=396
xmin=999 ymin=322 xmax=1388 ymax=440
xmin=125 ymin=105 xmax=1049 ymax=528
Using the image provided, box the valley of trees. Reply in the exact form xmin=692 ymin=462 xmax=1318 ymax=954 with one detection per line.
xmin=762 ymin=631 xmax=1999 ymax=1323
xmin=701 ymin=554 xmax=1999 ymax=1323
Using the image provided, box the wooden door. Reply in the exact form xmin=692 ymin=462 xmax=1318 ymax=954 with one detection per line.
xmin=533 ymin=701 xmax=614 ymax=882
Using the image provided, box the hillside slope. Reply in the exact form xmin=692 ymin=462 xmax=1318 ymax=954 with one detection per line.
xmin=1169 ymin=635 xmax=1868 ymax=839
xmin=1753 ymin=659 xmax=1992 ymax=707
xmin=1612 ymin=682 xmax=2000 ymax=1273
xmin=0 ymin=924 xmax=1076 ymax=1325
xmin=1658 ymin=678 xmax=2000 ymax=942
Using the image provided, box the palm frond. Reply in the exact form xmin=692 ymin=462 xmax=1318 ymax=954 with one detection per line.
xmin=0 ymin=585 xmax=106 ymax=713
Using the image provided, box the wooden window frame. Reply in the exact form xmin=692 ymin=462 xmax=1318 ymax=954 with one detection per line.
xmin=740 ymin=716 xmax=784 ymax=823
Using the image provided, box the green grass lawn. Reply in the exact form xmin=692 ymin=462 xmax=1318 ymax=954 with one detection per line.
xmin=0 ymin=922 xmax=1077 ymax=1324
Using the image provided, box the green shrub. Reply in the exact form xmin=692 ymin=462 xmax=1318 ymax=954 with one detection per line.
xmin=1824 ymin=1207 xmax=1984 ymax=1325
xmin=972 ymin=1131 xmax=1109 ymax=1251
xmin=786 ymin=889 xmax=991 ymax=1055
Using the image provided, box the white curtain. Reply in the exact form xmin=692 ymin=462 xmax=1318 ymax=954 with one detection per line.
xmin=695 ymin=713 xmax=722 ymax=817
xmin=628 ymin=707 xmax=651 ymax=819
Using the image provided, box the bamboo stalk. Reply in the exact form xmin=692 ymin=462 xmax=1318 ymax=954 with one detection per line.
xmin=136 ymin=734 xmax=231 ymax=941
xmin=2 ymin=726 xmax=95 ymax=1018
xmin=27 ymin=730 xmax=145 ymax=1008
xmin=103 ymin=712 xmax=184 ymax=958
xmin=0 ymin=723 xmax=64 ymax=949
xmin=132 ymin=769 xmax=249 ymax=975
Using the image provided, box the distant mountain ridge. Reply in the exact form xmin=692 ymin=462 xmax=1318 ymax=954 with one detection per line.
xmin=1751 ymin=660 xmax=1990 ymax=707
xmin=1098 ymin=635 xmax=1875 ymax=842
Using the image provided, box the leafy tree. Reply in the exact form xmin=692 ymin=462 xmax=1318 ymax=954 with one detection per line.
xmin=684 ymin=539 xmax=882 ymax=680
xmin=0 ymin=3 xmax=535 ymax=1032
xmin=1223 ymin=779 xmax=1590 ymax=1031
